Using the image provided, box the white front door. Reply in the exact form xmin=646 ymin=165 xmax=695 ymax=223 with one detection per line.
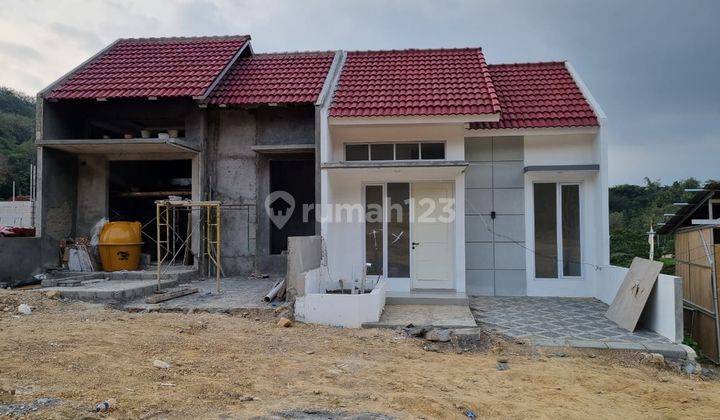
xmin=411 ymin=182 xmax=454 ymax=289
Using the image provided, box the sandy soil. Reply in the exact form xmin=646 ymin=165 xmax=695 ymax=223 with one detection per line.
xmin=1 ymin=290 xmax=719 ymax=419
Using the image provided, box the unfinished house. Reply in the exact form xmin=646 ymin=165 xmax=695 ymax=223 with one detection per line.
xmin=34 ymin=35 xmax=336 ymax=279
xmin=16 ymin=34 xmax=684 ymax=347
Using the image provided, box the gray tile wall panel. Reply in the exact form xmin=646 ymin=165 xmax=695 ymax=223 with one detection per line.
xmin=492 ymin=161 xmax=525 ymax=188
xmin=492 ymin=215 xmax=525 ymax=243
xmin=494 ymin=242 xmax=526 ymax=270
xmin=465 ymin=215 xmax=494 ymax=242
xmin=492 ymin=136 xmax=524 ymax=161
xmin=464 ymin=136 xmax=526 ymax=296
xmin=494 ymin=270 xmax=527 ymax=296
xmin=493 ymin=189 xmax=524 ymax=215
xmin=465 ymin=189 xmax=493 ymax=215
xmin=465 ymin=164 xmax=493 ymax=188
xmin=465 ymin=243 xmax=493 ymax=269
xmin=466 ymin=270 xmax=495 ymax=296
xmin=465 ymin=138 xmax=492 ymax=162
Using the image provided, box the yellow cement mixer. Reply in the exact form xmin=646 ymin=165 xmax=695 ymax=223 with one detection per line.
xmin=98 ymin=221 xmax=143 ymax=271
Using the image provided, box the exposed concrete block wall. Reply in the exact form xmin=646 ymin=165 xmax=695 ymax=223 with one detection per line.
xmin=0 ymin=237 xmax=44 ymax=286
xmin=465 ymin=136 xmax=526 ymax=296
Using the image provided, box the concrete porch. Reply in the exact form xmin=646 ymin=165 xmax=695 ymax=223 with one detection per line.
xmin=470 ymin=296 xmax=689 ymax=358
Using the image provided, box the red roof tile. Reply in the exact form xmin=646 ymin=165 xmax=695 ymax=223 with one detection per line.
xmin=329 ymin=48 xmax=500 ymax=118
xmin=469 ymin=62 xmax=598 ymax=130
xmin=46 ymin=35 xmax=250 ymax=100
xmin=207 ymin=51 xmax=335 ymax=105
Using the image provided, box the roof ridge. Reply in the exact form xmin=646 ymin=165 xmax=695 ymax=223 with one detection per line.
xmin=346 ymin=46 xmax=482 ymax=54
xmin=118 ymin=35 xmax=251 ymax=43
xmin=251 ymin=50 xmax=336 ymax=57
xmin=477 ymin=50 xmax=502 ymax=114
xmin=488 ymin=61 xmax=566 ymax=67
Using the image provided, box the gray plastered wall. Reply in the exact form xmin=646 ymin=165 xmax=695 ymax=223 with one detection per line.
xmin=207 ymin=106 xmax=316 ymax=276
xmin=465 ymin=136 xmax=526 ymax=296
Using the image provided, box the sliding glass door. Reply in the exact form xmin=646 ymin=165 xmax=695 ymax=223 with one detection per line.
xmin=533 ymin=182 xmax=582 ymax=279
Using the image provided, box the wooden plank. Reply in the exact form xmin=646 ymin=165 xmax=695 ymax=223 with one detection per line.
xmin=145 ymin=288 xmax=198 ymax=304
xmin=605 ymin=257 xmax=663 ymax=331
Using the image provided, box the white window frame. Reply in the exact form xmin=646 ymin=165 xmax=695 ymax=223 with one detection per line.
xmin=532 ymin=181 xmax=584 ymax=280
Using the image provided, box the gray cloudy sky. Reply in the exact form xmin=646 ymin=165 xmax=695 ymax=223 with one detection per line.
xmin=1 ymin=0 xmax=717 ymax=185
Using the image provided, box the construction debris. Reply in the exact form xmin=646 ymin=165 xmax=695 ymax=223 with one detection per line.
xmin=44 ymin=291 xmax=61 ymax=299
xmin=145 ymin=287 xmax=198 ymax=304
xmin=17 ymin=304 xmax=31 ymax=315
xmin=264 ymin=279 xmax=286 ymax=302
xmin=0 ymin=397 xmax=61 ymax=417
xmin=277 ymin=317 xmax=292 ymax=328
xmin=94 ymin=398 xmax=116 ymax=412
xmin=424 ymin=329 xmax=451 ymax=342
xmin=605 ymin=257 xmax=663 ymax=331
xmin=153 ymin=360 xmax=171 ymax=369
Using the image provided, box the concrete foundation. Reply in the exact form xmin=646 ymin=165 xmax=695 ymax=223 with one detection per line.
xmin=41 ymin=267 xmax=197 ymax=302
xmin=124 ymin=277 xmax=279 ymax=313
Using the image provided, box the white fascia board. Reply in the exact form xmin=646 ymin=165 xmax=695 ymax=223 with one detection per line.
xmin=565 ymin=61 xmax=607 ymax=123
xmin=38 ymin=39 xmax=121 ymax=97
xmin=464 ymin=126 xmax=599 ymax=137
xmin=329 ymin=113 xmax=500 ymax=126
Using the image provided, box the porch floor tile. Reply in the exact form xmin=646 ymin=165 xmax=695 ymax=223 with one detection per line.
xmin=470 ymin=296 xmax=670 ymax=345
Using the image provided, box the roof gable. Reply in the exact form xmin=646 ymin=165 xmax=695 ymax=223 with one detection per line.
xmin=469 ymin=62 xmax=598 ymax=130
xmin=45 ymin=35 xmax=250 ymax=100
xmin=207 ymin=51 xmax=336 ymax=106
xmin=329 ymin=48 xmax=501 ymax=118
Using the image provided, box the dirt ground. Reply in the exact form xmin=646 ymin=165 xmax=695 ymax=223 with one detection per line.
xmin=1 ymin=290 xmax=720 ymax=419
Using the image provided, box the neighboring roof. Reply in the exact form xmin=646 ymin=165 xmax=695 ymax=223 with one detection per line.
xmin=206 ymin=51 xmax=335 ymax=105
xmin=329 ymin=48 xmax=500 ymax=118
xmin=657 ymin=181 xmax=720 ymax=234
xmin=45 ymin=35 xmax=250 ymax=100
xmin=469 ymin=62 xmax=598 ymax=130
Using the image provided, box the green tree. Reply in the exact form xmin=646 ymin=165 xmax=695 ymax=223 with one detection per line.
xmin=0 ymin=87 xmax=36 ymax=199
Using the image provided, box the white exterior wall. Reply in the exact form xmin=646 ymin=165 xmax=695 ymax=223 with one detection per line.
xmin=521 ymin=131 xmax=607 ymax=297
xmin=322 ymin=123 xmax=467 ymax=292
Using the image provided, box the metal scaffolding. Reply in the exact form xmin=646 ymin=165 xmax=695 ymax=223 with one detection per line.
xmin=155 ymin=200 xmax=222 ymax=293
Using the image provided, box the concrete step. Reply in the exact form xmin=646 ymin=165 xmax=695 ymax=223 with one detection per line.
xmin=43 ymin=268 xmax=198 ymax=302
xmin=385 ymin=291 xmax=469 ymax=306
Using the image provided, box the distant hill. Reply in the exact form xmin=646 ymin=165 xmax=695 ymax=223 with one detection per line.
xmin=0 ymin=87 xmax=35 ymax=199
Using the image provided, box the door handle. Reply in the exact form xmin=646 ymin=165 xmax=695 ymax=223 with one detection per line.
xmin=412 ymin=242 xmax=420 ymax=250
